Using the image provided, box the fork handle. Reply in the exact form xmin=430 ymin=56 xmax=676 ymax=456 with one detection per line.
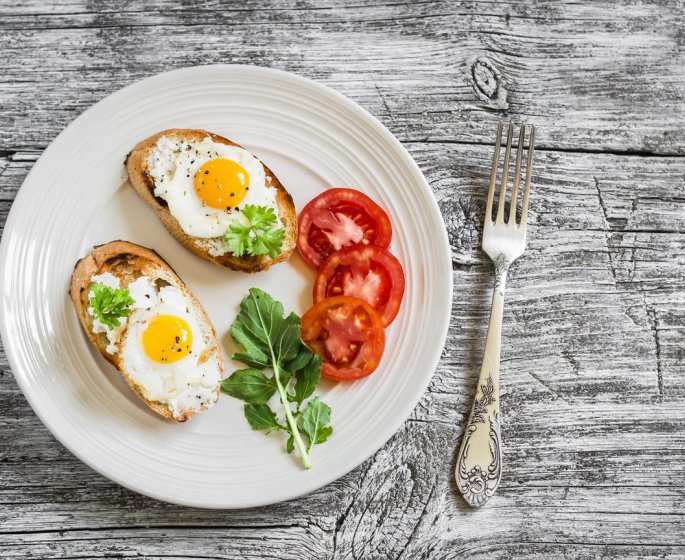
xmin=455 ymin=255 xmax=509 ymax=507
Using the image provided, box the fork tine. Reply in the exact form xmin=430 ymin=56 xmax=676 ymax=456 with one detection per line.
xmin=486 ymin=121 xmax=504 ymax=223
xmin=520 ymin=125 xmax=536 ymax=228
xmin=508 ymin=124 xmax=526 ymax=225
xmin=496 ymin=121 xmax=514 ymax=223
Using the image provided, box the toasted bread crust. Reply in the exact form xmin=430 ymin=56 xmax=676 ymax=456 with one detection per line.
xmin=125 ymin=129 xmax=297 ymax=273
xmin=70 ymin=240 xmax=223 ymax=422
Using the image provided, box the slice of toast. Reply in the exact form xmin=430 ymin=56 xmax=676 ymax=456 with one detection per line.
xmin=125 ymin=129 xmax=297 ymax=273
xmin=70 ymin=240 xmax=223 ymax=422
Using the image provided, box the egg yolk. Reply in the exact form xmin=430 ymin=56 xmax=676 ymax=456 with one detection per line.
xmin=142 ymin=314 xmax=193 ymax=364
xmin=194 ymin=158 xmax=249 ymax=210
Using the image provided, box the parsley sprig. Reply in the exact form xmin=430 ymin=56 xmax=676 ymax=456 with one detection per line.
xmin=221 ymin=289 xmax=333 ymax=468
xmin=224 ymin=205 xmax=285 ymax=259
xmin=89 ymin=282 xmax=135 ymax=330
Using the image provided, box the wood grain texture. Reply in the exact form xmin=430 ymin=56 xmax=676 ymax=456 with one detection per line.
xmin=1 ymin=1 xmax=684 ymax=559
xmin=2 ymin=0 xmax=685 ymax=154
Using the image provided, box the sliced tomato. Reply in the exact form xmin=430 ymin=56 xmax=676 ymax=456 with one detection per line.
xmin=314 ymin=245 xmax=405 ymax=327
xmin=297 ymin=188 xmax=392 ymax=268
xmin=301 ymin=296 xmax=385 ymax=381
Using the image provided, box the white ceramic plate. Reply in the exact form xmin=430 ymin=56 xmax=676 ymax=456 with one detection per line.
xmin=0 ymin=65 xmax=451 ymax=508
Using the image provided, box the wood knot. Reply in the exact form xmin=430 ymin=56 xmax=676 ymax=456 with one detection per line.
xmin=471 ymin=57 xmax=508 ymax=109
xmin=439 ymin=196 xmax=483 ymax=265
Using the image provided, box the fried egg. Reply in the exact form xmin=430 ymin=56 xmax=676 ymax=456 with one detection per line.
xmin=119 ymin=286 xmax=219 ymax=419
xmin=87 ymin=275 xmax=220 ymax=420
xmin=147 ymin=136 xmax=280 ymax=240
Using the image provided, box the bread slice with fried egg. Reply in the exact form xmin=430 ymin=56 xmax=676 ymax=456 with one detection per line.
xmin=125 ymin=129 xmax=297 ymax=273
xmin=70 ymin=240 xmax=223 ymax=422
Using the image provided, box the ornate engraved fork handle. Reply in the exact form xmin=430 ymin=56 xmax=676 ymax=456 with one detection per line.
xmin=456 ymin=255 xmax=509 ymax=507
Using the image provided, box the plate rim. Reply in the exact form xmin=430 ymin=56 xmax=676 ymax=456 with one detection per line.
xmin=0 ymin=64 xmax=453 ymax=508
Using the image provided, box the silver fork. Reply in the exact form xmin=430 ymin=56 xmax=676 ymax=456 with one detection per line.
xmin=455 ymin=121 xmax=536 ymax=507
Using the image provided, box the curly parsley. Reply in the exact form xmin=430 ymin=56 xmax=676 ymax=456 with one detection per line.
xmin=224 ymin=204 xmax=285 ymax=259
xmin=89 ymin=282 xmax=135 ymax=330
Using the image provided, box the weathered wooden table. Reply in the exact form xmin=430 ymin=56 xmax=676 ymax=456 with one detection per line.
xmin=2 ymin=1 xmax=684 ymax=558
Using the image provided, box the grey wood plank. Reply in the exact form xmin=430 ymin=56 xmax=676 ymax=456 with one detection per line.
xmin=2 ymin=423 xmax=684 ymax=557
xmin=0 ymin=528 xmax=334 ymax=559
xmin=1 ymin=0 xmax=684 ymax=154
xmin=0 ymin=153 xmax=38 ymax=201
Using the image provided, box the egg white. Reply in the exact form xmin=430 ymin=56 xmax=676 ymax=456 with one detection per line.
xmin=121 ymin=310 xmax=220 ymax=416
xmin=87 ymin=273 xmax=219 ymax=420
xmin=147 ymin=137 xmax=280 ymax=239
xmin=119 ymin=288 xmax=220 ymax=419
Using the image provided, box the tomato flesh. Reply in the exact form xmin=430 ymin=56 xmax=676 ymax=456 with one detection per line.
xmin=298 ymin=188 xmax=392 ymax=268
xmin=314 ymin=245 xmax=405 ymax=327
xmin=301 ymin=296 xmax=385 ymax=381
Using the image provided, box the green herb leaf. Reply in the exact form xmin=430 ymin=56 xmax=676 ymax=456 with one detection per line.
xmin=292 ymin=354 xmax=322 ymax=405
xmin=220 ymin=369 xmax=276 ymax=404
xmin=89 ymin=282 xmax=135 ymax=330
xmin=244 ymin=403 xmax=282 ymax=431
xmin=226 ymin=288 xmax=331 ymax=469
xmin=302 ymin=397 xmax=333 ymax=449
xmin=230 ymin=288 xmax=303 ymax=368
xmin=285 ymin=345 xmax=314 ymax=374
xmin=224 ymin=204 xmax=285 ymax=258
xmin=230 ymin=288 xmax=284 ymax=368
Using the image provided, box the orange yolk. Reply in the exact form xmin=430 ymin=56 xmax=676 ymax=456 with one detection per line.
xmin=193 ymin=158 xmax=249 ymax=210
xmin=142 ymin=314 xmax=193 ymax=364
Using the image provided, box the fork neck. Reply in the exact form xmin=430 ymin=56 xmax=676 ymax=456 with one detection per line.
xmin=493 ymin=254 xmax=510 ymax=297
xmin=483 ymin=254 xmax=510 ymax=386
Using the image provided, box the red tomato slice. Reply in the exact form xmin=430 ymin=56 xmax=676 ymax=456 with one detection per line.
xmin=297 ymin=188 xmax=392 ymax=268
xmin=301 ymin=296 xmax=385 ymax=381
xmin=313 ymin=245 xmax=405 ymax=327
